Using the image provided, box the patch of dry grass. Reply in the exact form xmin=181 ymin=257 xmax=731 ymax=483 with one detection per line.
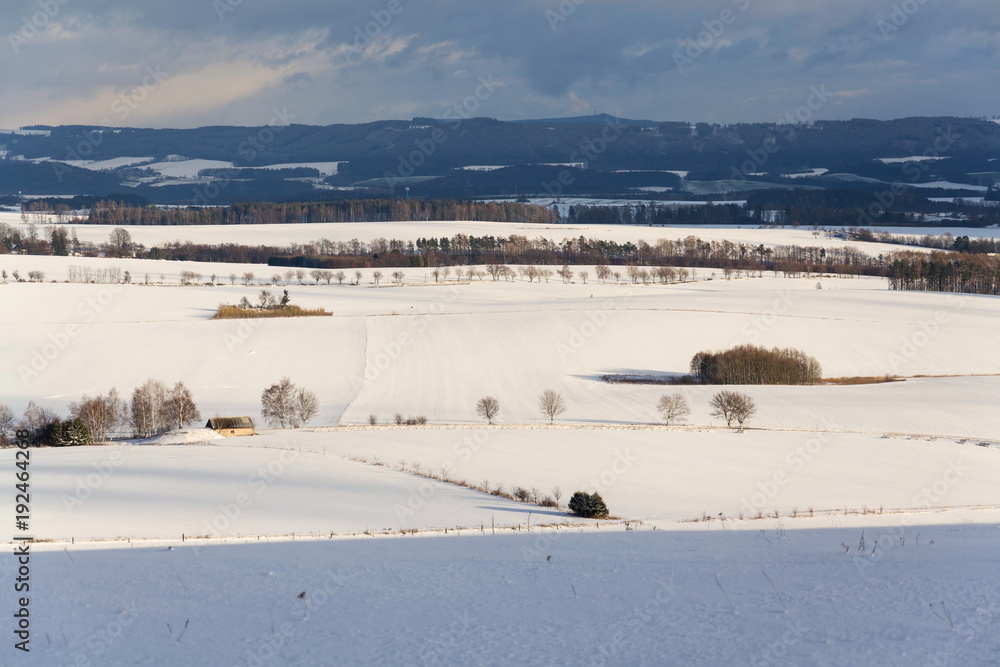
xmin=821 ymin=375 xmax=903 ymax=386
xmin=211 ymin=305 xmax=333 ymax=320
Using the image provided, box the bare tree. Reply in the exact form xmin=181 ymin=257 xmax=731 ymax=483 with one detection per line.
xmin=354 ymin=270 xmax=362 ymax=285
xmin=557 ymin=265 xmax=574 ymax=283
xmin=486 ymin=264 xmax=504 ymax=281
xmin=391 ymin=270 xmax=405 ymax=284
xmin=335 ymin=270 xmax=346 ymax=286
xmin=538 ymin=390 xmax=566 ymax=423
xmin=261 ymin=378 xmax=318 ymax=428
xmin=475 ymin=396 xmax=500 ymax=424
xmin=242 ymin=272 xmax=255 ymax=286
xmin=595 ymin=265 xmax=611 ymax=283
xmin=368 ymin=414 xmax=378 ymax=426
xmin=130 ymin=379 xmax=168 ymax=437
xmin=579 ymin=270 xmax=589 ymax=284
xmin=656 ymin=394 xmax=690 ymax=426
xmin=261 ymin=378 xmax=296 ymax=428
xmin=709 ymin=391 xmax=757 ymax=429
xmin=0 ymin=403 xmax=14 ymax=442
xmin=164 ymin=381 xmax=201 ymax=430
xmin=70 ymin=389 xmax=126 ymax=443
xmin=18 ymin=402 xmax=59 ymax=442
xmin=108 ymin=228 xmax=133 ymax=258
xmin=372 ymin=271 xmax=383 ymax=286
xmin=294 ymin=387 xmax=319 ymax=428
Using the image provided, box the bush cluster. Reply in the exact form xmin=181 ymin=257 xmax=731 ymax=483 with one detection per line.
xmin=691 ymin=345 xmax=822 ymax=385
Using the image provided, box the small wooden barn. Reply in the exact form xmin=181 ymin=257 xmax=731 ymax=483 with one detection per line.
xmin=206 ymin=417 xmax=256 ymax=437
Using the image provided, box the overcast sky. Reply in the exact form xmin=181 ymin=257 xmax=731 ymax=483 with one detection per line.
xmin=1 ymin=0 xmax=997 ymax=128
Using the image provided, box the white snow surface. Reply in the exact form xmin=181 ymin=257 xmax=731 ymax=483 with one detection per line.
xmin=143 ymin=159 xmax=236 ymax=178
xmin=876 ymin=156 xmax=951 ymax=164
xmin=907 ymin=181 xmax=989 ymax=192
xmin=783 ymin=168 xmax=829 ymax=179
xmin=2 ymin=236 xmax=1000 ymax=665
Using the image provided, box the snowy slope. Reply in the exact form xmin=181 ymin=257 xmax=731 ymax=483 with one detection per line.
xmin=5 ymin=526 xmax=999 ymax=666
xmin=1 ymin=275 xmax=998 ymax=438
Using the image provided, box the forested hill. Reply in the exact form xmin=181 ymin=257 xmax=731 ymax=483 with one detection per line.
xmin=2 ymin=116 xmax=998 ymax=203
xmin=6 ymin=116 xmax=999 ymax=173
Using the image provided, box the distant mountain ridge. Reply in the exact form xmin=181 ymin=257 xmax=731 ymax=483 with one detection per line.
xmin=1 ymin=116 xmax=997 ymax=204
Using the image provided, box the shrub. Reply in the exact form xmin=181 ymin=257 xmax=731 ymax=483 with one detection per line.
xmin=691 ymin=344 xmax=821 ymax=385
xmin=568 ymin=491 xmax=610 ymax=518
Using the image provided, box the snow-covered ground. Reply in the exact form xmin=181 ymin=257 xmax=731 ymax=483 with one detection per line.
xmin=8 ymin=524 xmax=999 ymax=666
xmin=1 ymin=225 xmax=999 ymax=665
xmin=907 ymin=181 xmax=989 ymax=193
xmin=876 ymin=156 xmax=951 ymax=164
xmin=143 ymin=159 xmax=235 ymax=179
xmin=782 ymin=168 xmax=829 ymax=179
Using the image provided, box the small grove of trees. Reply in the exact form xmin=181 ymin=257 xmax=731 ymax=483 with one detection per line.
xmin=568 ymin=491 xmax=610 ymax=518
xmin=70 ymin=389 xmax=126 ymax=444
xmin=130 ymin=380 xmax=202 ymax=438
xmin=656 ymin=394 xmax=690 ymax=425
xmin=260 ymin=378 xmax=319 ymax=428
xmin=475 ymin=396 xmax=500 ymax=424
xmin=2 ymin=381 xmax=200 ymax=446
xmin=7 ymin=401 xmax=88 ymax=446
xmin=709 ymin=391 xmax=757 ymax=429
xmin=690 ymin=345 xmax=822 ymax=385
xmin=538 ymin=390 xmax=567 ymax=423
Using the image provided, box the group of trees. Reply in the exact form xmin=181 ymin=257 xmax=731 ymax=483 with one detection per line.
xmin=887 ymin=250 xmax=1000 ymax=295
xmin=260 ymin=378 xmax=319 ymax=428
xmin=0 ymin=380 xmax=201 ymax=446
xmin=473 ymin=391 xmax=567 ymax=425
xmin=690 ymin=345 xmax=823 ymax=385
xmin=656 ymin=391 xmax=756 ymax=428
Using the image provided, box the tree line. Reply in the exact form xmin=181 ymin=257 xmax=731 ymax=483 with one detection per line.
xmin=76 ymin=199 xmax=557 ymax=226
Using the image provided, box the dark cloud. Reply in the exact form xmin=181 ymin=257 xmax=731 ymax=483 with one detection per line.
xmin=0 ymin=0 xmax=996 ymax=128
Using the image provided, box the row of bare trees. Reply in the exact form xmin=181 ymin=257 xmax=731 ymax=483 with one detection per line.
xmin=472 ymin=391 xmax=755 ymax=429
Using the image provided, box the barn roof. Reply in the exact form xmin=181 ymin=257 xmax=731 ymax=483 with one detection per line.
xmin=206 ymin=417 xmax=255 ymax=430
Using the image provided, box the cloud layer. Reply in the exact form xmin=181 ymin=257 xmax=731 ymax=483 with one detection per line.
xmin=1 ymin=0 xmax=997 ymax=128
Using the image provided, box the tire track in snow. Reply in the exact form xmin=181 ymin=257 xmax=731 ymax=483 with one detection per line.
xmin=337 ymin=316 xmax=371 ymax=425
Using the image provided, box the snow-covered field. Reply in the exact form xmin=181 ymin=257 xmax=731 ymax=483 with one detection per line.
xmin=1 ymin=211 xmax=930 ymax=254
xmin=1 ymin=222 xmax=999 ymax=665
